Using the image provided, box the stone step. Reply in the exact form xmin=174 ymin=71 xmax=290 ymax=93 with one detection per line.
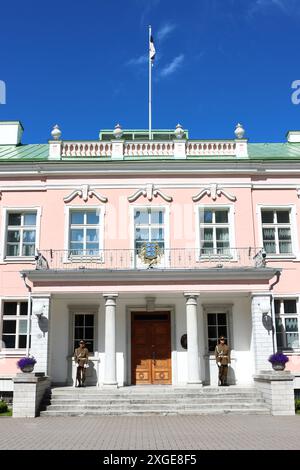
xmin=50 ymin=397 xmax=266 ymax=405
xmin=46 ymin=402 xmax=269 ymax=411
xmin=41 ymin=408 xmax=270 ymax=417
xmin=50 ymin=391 xmax=261 ymax=399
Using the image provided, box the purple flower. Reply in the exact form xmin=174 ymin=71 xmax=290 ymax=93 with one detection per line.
xmin=16 ymin=356 xmax=37 ymax=369
xmin=268 ymin=352 xmax=289 ymax=365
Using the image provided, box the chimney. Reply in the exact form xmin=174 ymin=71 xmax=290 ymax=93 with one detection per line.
xmin=0 ymin=121 xmax=23 ymax=145
xmin=286 ymin=131 xmax=300 ymax=143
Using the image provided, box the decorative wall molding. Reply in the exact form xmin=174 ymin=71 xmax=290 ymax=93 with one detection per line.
xmin=128 ymin=183 xmax=173 ymax=202
xmin=63 ymin=185 xmax=108 ymax=203
xmin=192 ymin=184 xmax=236 ymax=202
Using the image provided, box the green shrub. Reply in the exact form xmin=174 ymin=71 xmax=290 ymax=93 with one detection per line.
xmin=295 ymin=399 xmax=300 ymax=413
xmin=0 ymin=400 xmax=8 ymax=413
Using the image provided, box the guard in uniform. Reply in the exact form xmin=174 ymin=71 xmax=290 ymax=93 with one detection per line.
xmin=215 ymin=336 xmax=231 ymax=386
xmin=74 ymin=340 xmax=89 ymax=387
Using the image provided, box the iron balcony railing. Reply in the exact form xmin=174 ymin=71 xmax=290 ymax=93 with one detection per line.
xmin=34 ymin=247 xmax=266 ymax=271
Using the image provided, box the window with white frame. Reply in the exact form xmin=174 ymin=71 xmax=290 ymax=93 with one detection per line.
xmin=199 ymin=208 xmax=230 ymax=256
xmin=207 ymin=312 xmax=228 ymax=352
xmin=134 ymin=208 xmax=165 ymax=253
xmin=6 ymin=212 xmax=37 ymax=257
xmin=73 ymin=313 xmax=94 ymax=353
xmin=69 ymin=209 xmax=100 ymax=256
xmin=1 ymin=301 xmax=29 ymax=349
xmin=261 ymin=209 xmax=292 ymax=255
xmin=274 ymin=298 xmax=299 ymax=350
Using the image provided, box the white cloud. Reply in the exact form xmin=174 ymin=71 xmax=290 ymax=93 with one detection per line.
xmin=157 ymin=22 xmax=176 ymax=42
xmin=248 ymin=0 xmax=300 ymax=16
xmin=126 ymin=55 xmax=148 ymax=66
xmin=160 ymin=54 xmax=184 ymax=77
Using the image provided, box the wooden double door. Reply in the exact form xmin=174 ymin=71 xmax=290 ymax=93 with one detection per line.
xmin=131 ymin=312 xmax=171 ymax=385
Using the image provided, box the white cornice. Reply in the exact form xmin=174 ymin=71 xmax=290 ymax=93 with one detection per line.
xmin=2 ymin=161 xmax=300 ymax=177
xmin=22 ymin=267 xmax=279 ymax=283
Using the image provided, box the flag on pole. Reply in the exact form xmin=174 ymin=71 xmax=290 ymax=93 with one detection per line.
xmin=149 ymin=35 xmax=156 ymax=65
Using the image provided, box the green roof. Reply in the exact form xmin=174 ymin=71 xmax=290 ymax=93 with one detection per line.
xmin=1 ymin=142 xmax=300 ymax=162
xmin=248 ymin=143 xmax=300 ymax=159
xmin=0 ymin=144 xmax=49 ymax=161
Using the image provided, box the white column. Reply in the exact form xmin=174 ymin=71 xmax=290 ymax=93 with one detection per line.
xmin=251 ymin=293 xmax=273 ymax=373
xmin=30 ymin=295 xmax=51 ymax=374
xmin=184 ymin=293 xmax=202 ymax=385
xmin=103 ymin=293 xmax=118 ymax=386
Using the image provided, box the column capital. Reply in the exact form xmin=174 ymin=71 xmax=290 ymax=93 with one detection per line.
xmin=31 ymin=294 xmax=51 ymax=300
xmin=251 ymin=292 xmax=272 ymax=299
xmin=184 ymin=292 xmax=200 ymax=303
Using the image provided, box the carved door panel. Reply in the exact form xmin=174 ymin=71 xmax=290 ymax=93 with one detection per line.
xmin=131 ymin=313 xmax=171 ymax=385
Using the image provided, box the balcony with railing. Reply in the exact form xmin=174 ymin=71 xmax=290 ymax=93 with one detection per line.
xmin=34 ymin=247 xmax=267 ymax=271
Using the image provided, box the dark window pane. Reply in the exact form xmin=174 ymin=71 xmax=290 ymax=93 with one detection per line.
xmin=84 ymin=327 xmax=94 ymax=340
xmin=215 ymin=210 xmax=228 ymax=223
xmin=85 ymin=341 xmax=94 ymax=353
xmin=75 ymin=315 xmax=84 ymax=326
xmin=85 ymin=315 xmax=94 ymax=327
xmin=8 ymin=213 xmax=21 ymax=226
xmin=2 ymin=335 xmax=16 ymax=348
xmin=3 ymin=302 xmax=17 ymax=315
xmin=207 ymin=313 xmax=216 ymax=325
xmin=20 ymin=302 xmax=28 ymax=315
xmin=3 ymin=320 xmax=16 ymax=333
xmin=261 ymin=211 xmax=274 ymax=223
xmin=217 ymin=313 xmax=227 ymax=325
xmin=208 ymin=339 xmax=217 ymax=352
xmin=277 ymin=211 xmax=290 ymax=223
xmin=218 ymin=326 xmax=227 ymax=338
xmin=75 ymin=327 xmax=84 ymax=339
xmin=208 ymin=326 xmax=217 ymax=339
xmin=283 ymin=300 xmax=297 ymax=314
xmin=18 ymin=335 xmax=27 ymax=348
xmin=274 ymin=300 xmax=281 ymax=314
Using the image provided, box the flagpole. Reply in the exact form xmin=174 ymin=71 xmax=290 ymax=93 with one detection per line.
xmin=149 ymin=25 xmax=152 ymax=141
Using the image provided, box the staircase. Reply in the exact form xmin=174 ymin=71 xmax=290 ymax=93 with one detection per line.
xmin=40 ymin=386 xmax=270 ymax=416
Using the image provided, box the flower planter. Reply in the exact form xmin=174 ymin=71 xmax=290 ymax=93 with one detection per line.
xmin=272 ymin=363 xmax=285 ymax=371
xmin=20 ymin=364 xmax=35 ymax=373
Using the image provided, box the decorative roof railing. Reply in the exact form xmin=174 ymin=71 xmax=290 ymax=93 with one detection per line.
xmin=60 ymin=139 xmax=239 ymax=158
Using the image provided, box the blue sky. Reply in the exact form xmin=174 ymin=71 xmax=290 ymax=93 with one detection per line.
xmin=0 ymin=0 xmax=300 ymax=143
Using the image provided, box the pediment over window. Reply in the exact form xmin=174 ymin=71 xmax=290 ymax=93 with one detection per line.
xmin=128 ymin=184 xmax=173 ymax=202
xmin=64 ymin=185 xmax=108 ymax=203
xmin=192 ymin=184 xmax=236 ymax=202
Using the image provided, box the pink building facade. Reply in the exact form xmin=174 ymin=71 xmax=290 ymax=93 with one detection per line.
xmin=0 ymin=121 xmax=299 ymax=391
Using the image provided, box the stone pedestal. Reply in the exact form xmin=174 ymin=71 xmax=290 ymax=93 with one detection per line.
xmin=254 ymin=370 xmax=295 ymax=415
xmin=13 ymin=373 xmax=50 ymax=418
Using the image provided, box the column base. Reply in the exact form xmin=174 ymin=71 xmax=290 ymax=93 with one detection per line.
xmin=102 ymin=382 xmax=118 ymax=389
xmin=187 ymin=381 xmax=203 ymax=386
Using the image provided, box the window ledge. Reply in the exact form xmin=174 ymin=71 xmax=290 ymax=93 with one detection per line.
xmin=0 ymin=350 xmax=27 ymax=357
xmin=266 ymin=255 xmax=296 ymax=260
xmin=2 ymin=257 xmax=36 ymax=264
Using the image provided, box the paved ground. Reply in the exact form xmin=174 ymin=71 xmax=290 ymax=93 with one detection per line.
xmin=0 ymin=414 xmax=299 ymax=450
